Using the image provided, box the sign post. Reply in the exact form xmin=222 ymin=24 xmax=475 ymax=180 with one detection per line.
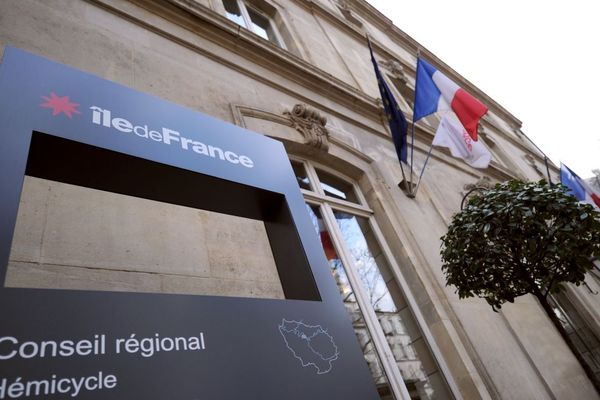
xmin=0 ymin=48 xmax=379 ymax=399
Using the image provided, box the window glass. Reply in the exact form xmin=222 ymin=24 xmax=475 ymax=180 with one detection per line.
xmin=247 ymin=7 xmax=280 ymax=45
xmin=222 ymin=0 xmax=283 ymax=48
xmin=291 ymin=161 xmax=311 ymax=191
xmin=334 ymin=211 xmax=396 ymax=312
xmin=306 ymin=204 xmax=395 ymax=399
xmin=223 ymin=0 xmax=245 ymax=26
xmin=334 ymin=211 xmax=452 ymax=400
xmin=298 ymin=158 xmax=453 ymax=399
xmin=315 ymin=169 xmax=359 ymax=204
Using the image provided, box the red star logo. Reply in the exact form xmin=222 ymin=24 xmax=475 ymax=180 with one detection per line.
xmin=40 ymin=92 xmax=81 ymax=118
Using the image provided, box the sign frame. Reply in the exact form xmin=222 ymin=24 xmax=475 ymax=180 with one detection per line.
xmin=0 ymin=47 xmax=379 ymax=399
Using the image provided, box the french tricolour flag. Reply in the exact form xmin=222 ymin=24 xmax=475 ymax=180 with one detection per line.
xmin=414 ymin=58 xmax=488 ymax=141
xmin=560 ymin=164 xmax=600 ymax=209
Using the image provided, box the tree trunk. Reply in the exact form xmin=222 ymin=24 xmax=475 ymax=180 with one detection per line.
xmin=533 ymin=290 xmax=600 ymax=394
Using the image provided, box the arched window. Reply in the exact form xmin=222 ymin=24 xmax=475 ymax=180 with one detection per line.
xmin=290 ymin=157 xmax=454 ymax=400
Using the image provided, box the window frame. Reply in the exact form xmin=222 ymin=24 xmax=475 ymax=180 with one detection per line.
xmin=223 ymin=0 xmax=287 ymax=49
xmin=292 ymin=156 xmax=460 ymax=399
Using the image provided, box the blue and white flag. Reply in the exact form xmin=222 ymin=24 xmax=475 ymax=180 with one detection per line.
xmin=368 ymin=39 xmax=408 ymax=163
xmin=560 ymin=163 xmax=600 ymax=208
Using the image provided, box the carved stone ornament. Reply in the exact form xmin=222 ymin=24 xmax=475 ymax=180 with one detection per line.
xmin=284 ymin=104 xmax=330 ymax=151
xmin=335 ymin=0 xmax=363 ymax=27
xmin=524 ymin=154 xmax=543 ymax=175
xmin=463 ymin=176 xmax=494 ymax=192
xmin=379 ymin=59 xmax=407 ymax=84
xmin=336 ymin=0 xmax=350 ymax=11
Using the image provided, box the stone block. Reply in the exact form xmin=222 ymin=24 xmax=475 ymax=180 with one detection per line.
xmin=39 ymin=178 xmax=212 ymax=277
xmin=9 ymin=176 xmax=51 ymax=263
xmin=159 ymin=274 xmax=284 ymax=299
xmin=6 ymin=261 xmax=162 ymax=293
xmin=7 ymin=177 xmax=283 ymax=299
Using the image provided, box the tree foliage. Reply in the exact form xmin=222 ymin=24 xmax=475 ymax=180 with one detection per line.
xmin=441 ymin=180 xmax=600 ymax=311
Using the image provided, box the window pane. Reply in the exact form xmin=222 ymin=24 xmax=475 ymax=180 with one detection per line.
xmin=291 ymin=161 xmax=312 ymax=191
xmin=223 ymin=0 xmax=246 ymax=27
xmin=247 ymin=7 xmax=280 ymax=45
xmin=315 ymin=169 xmax=359 ymax=204
xmin=305 ymin=204 xmax=395 ymax=399
xmin=334 ymin=211 xmax=452 ymax=399
xmin=334 ymin=211 xmax=396 ymax=312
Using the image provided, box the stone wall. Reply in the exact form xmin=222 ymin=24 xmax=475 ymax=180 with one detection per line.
xmin=7 ymin=177 xmax=283 ymax=299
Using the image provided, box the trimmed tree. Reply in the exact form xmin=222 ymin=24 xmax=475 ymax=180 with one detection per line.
xmin=441 ymin=180 xmax=600 ymax=391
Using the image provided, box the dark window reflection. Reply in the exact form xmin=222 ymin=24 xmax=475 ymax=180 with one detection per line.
xmin=247 ymin=7 xmax=280 ymax=44
xmin=333 ymin=211 xmax=396 ymax=312
xmin=333 ymin=210 xmax=452 ymax=400
xmin=291 ymin=161 xmax=312 ymax=191
xmin=223 ymin=0 xmax=245 ymax=26
xmin=315 ymin=169 xmax=359 ymax=204
xmin=305 ymin=204 xmax=394 ymax=399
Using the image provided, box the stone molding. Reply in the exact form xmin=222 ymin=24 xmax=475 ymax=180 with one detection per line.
xmin=379 ymin=59 xmax=407 ymax=84
xmin=230 ymin=104 xmax=374 ymax=163
xmin=283 ymin=104 xmax=329 ymax=151
xmin=335 ymin=0 xmax=363 ymax=27
xmin=524 ymin=154 xmax=544 ymax=177
xmin=97 ymin=0 xmax=549 ymax=174
xmin=93 ymin=0 xmax=536 ymax=181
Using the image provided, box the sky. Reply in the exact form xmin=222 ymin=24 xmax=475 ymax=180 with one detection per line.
xmin=366 ymin=0 xmax=599 ymax=178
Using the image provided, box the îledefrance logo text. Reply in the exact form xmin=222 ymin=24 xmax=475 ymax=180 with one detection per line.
xmin=38 ymin=92 xmax=254 ymax=168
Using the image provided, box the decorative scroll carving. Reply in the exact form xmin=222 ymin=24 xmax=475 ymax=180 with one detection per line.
xmin=284 ymin=104 xmax=329 ymax=150
xmin=524 ymin=154 xmax=544 ymax=176
xmin=379 ymin=59 xmax=407 ymax=84
xmin=463 ymin=176 xmax=494 ymax=192
xmin=335 ymin=0 xmax=363 ymax=27
xmin=336 ymin=0 xmax=350 ymax=11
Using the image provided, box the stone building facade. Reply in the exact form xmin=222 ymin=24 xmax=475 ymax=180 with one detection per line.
xmin=1 ymin=0 xmax=600 ymax=399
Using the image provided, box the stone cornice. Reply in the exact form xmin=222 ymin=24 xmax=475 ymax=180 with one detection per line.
xmin=90 ymin=0 xmax=548 ymax=178
xmin=164 ymin=0 xmax=384 ymax=118
xmin=101 ymin=0 xmax=381 ymax=120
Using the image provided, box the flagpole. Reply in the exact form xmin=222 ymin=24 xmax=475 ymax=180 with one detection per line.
xmin=518 ymin=129 xmax=555 ymax=185
xmin=409 ymin=121 xmax=416 ymax=194
xmin=409 ymin=48 xmax=421 ymax=196
xmin=367 ymin=34 xmax=412 ymax=197
xmin=399 ymin=160 xmax=409 ymax=190
xmin=412 ymin=140 xmax=435 ymax=197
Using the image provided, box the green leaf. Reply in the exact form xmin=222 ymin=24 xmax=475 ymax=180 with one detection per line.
xmin=440 ymin=179 xmax=599 ymax=312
